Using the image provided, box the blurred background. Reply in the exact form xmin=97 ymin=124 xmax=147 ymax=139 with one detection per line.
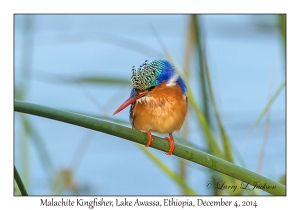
xmin=14 ymin=14 xmax=286 ymax=195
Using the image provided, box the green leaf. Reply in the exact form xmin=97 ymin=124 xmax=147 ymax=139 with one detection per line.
xmin=251 ymin=79 xmax=286 ymax=130
xmin=138 ymin=145 xmax=198 ymax=195
xmin=14 ymin=165 xmax=28 ymax=196
xmin=14 ymin=100 xmax=286 ymax=195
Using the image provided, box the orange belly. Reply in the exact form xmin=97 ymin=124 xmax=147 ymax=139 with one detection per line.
xmin=131 ymin=82 xmax=188 ymax=134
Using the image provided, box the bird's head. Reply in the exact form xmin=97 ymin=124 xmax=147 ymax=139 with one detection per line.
xmin=113 ymin=60 xmax=186 ymax=115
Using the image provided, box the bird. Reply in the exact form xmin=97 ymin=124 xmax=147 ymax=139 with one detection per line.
xmin=113 ymin=60 xmax=188 ymax=155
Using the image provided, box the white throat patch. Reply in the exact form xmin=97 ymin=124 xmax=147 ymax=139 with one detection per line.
xmin=166 ymin=74 xmax=179 ymax=87
xmin=136 ymin=96 xmax=151 ymax=104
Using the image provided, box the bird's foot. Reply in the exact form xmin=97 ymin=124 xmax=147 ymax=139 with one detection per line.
xmin=145 ymin=131 xmax=153 ymax=147
xmin=164 ymin=133 xmax=175 ymax=155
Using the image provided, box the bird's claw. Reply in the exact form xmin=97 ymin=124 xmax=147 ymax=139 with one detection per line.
xmin=145 ymin=131 xmax=153 ymax=147
xmin=164 ymin=133 xmax=175 ymax=155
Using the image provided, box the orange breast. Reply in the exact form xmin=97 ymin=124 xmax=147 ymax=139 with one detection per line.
xmin=131 ymin=82 xmax=188 ymax=134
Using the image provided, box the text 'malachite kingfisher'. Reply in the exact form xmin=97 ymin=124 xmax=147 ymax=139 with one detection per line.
xmin=113 ymin=60 xmax=188 ymax=155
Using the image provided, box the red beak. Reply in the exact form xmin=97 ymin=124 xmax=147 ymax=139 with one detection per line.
xmin=112 ymin=92 xmax=148 ymax=116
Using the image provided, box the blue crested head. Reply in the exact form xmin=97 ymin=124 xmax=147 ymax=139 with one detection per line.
xmin=131 ymin=60 xmax=187 ymax=95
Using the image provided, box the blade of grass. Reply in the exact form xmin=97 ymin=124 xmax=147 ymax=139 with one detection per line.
xmin=14 ymin=165 xmax=28 ymax=196
xmin=14 ymin=100 xmax=286 ymax=195
xmin=250 ymin=79 xmax=285 ymax=131
xmin=20 ymin=114 xmax=30 ymax=191
xmin=277 ymin=14 xmax=286 ymax=67
xmin=191 ymin=15 xmax=211 ymax=126
xmin=257 ymin=67 xmax=275 ymax=173
xmin=204 ymin=59 xmax=234 ymax=163
xmin=23 ymin=115 xmax=54 ymax=172
xmin=33 ymin=71 xmax=131 ymax=86
xmin=138 ymin=145 xmax=198 ymax=195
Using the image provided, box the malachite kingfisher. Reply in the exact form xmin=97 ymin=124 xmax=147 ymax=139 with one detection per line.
xmin=113 ymin=60 xmax=188 ymax=155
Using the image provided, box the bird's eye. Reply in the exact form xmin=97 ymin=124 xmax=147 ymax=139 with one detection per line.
xmin=147 ymin=86 xmax=155 ymax=91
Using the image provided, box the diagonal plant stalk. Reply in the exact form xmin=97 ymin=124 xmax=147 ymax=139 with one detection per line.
xmin=277 ymin=14 xmax=286 ymax=67
xmin=191 ymin=15 xmax=211 ymax=126
xmin=250 ymin=79 xmax=286 ymax=131
xmin=14 ymin=100 xmax=286 ymax=196
xmin=21 ymin=115 xmax=54 ymax=175
xmin=204 ymin=57 xmax=233 ymax=160
xmin=242 ymin=79 xmax=286 ymax=151
xmin=34 ymin=72 xmax=131 ymax=86
xmin=138 ymin=145 xmax=198 ymax=195
xmin=14 ymin=165 xmax=28 ymax=196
